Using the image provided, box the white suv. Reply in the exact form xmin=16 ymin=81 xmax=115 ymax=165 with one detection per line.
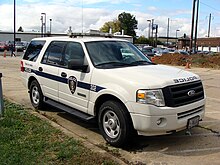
xmin=21 ymin=36 xmax=206 ymax=147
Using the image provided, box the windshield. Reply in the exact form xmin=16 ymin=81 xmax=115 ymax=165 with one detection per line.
xmin=85 ymin=41 xmax=153 ymax=69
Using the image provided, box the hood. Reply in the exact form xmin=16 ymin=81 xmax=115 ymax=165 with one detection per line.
xmin=96 ymin=65 xmax=200 ymax=89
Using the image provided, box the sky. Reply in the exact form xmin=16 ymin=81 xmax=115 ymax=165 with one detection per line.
xmin=0 ymin=0 xmax=220 ymax=38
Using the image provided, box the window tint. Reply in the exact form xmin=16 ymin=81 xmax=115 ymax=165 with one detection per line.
xmin=63 ymin=42 xmax=85 ymax=67
xmin=42 ymin=41 xmax=66 ymax=66
xmin=23 ymin=40 xmax=45 ymax=62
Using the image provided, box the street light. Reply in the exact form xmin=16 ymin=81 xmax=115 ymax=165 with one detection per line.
xmin=50 ymin=19 xmax=52 ymax=34
xmin=151 ymin=19 xmax=154 ymax=46
xmin=147 ymin=19 xmax=151 ymax=39
xmin=41 ymin=13 xmax=46 ymax=37
xmin=14 ymin=0 xmax=16 ymax=54
xmin=167 ymin=18 xmax=170 ymax=46
xmin=40 ymin=16 xmax=43 ymax=37
xmin=176 ymin=30 xmax=180 ymax=42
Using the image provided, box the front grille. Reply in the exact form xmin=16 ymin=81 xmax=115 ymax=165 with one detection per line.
xmin=163 ymin=80 xmax=204 ymax=107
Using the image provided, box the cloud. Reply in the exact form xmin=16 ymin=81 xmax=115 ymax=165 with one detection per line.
xmin=0 ymin=2 xmax=213 ymax=38
xmin=147 ymin=6 xmax=157 ymax=11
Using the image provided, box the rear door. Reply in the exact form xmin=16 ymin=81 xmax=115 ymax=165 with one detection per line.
xmin=21 ymin=40 xmax=46 ymax=87
xmin=38 ymin=41 xmax=66 ymax=102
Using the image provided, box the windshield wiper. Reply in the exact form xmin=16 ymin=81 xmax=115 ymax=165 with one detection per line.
xmin=130 ymin=60 xmax=153 ymax=66
xmin=95 ymin=62 xmax=132 ymax=68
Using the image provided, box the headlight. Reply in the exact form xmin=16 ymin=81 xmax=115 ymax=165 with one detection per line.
xmin=136 ymin=89 xmax=165 ymax=107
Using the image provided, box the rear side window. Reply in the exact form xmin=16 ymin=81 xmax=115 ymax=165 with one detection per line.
xmin=42 ymin=41 xmax=66 ymax=66
xmin=23 ymin=40 xmax=45 ymax=62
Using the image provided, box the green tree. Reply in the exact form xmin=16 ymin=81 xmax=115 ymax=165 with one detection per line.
xmin=118 ymin=12 xmax=138 ymax=37
xmin=100 ymin=20 xmax=121 ymax=34
xmin=135 ymin=36 xmax=150 ymax=44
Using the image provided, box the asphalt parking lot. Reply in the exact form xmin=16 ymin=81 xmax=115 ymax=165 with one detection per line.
xmin=1 ymin=56 xmax=220 ymax=165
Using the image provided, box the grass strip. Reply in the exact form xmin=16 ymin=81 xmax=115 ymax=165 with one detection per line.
xmin=0 ymin=100 xmax=117 ymax=165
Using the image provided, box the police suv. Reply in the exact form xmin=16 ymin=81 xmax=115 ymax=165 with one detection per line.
xmin=21 ymin=36 xmax=205 ymax=147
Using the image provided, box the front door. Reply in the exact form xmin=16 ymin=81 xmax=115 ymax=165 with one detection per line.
xmin=58 ymin=42 xmax=91 ymax=113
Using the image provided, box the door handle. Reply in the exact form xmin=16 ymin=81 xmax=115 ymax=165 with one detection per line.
xmin=39 ymin=67 xmax=43 ymax=72
xmin=61 ymin=72 xmax=67 ymax=78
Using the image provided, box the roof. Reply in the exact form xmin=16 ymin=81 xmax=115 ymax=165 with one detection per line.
xmin=32 ymin=36 xmax=129 ymax=43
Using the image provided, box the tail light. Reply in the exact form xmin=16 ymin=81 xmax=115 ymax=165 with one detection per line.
xmin=20 ymin=61 xmax=24 ymax=72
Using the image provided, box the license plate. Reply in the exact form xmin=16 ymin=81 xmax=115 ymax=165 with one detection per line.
xmin=187 ymin=116 xmax=200 ymax=129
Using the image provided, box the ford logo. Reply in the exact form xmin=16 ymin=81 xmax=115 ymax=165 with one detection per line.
xmin=187 ymin=90 xmax=196 ymax=97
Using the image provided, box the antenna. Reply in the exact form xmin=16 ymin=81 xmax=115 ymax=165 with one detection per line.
xmin=81 ymin=0 xmax=84 ymax=34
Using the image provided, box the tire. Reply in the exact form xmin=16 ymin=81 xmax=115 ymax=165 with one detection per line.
xmin=98 ymin=100 xmax=134 ymax=147
xmin=29 ymin=80 xmax=44 ymax=109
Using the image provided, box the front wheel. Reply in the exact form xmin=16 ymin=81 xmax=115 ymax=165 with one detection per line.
xmin=29 ymin=80 xmax=44 ymax=109
xmin=98 ymin=100 xmax=134 ymax=147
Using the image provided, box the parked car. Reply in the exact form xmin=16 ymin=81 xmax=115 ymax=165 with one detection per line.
xmin=174 ymin=50 xmax=190 ymax=55
xmin=154 ymin=48 xmax=169 ymax=56
xmin=141 ymin=46 xmax=155 ymax=57
xmin=0 ymin=42 xmax=9 ymax=51
xmin=15 ymin=42 xmax=26 ymax=52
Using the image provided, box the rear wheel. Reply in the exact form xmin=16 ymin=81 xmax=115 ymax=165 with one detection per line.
xmin=98 ymin=100 xmax=134 ymax=147
xmin=29 ymin=80 xmax=44 ymax=109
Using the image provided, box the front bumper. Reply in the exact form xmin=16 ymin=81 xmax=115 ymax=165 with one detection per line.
xmin=127 ymin=99 xmax=205 ymax=136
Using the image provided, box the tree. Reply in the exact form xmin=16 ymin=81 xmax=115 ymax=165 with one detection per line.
xmin=118 ymin=12 xmax=138 ymax=37
xmin=135 ymin=36 xmax=150 ymax=44
xmin=17 ymin=26 xmax=24 ymax=32
xmin=100 ymin=20 xmax=121 ymax=34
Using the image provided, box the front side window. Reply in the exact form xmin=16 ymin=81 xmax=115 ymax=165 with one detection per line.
xmin=85 ymin=41 xmax=152 ymax=69
xmin=23 ymin=40 xmax=45 ymax=62
xmin=42 ymin=41 xmax=66 ymax=66
xmin=63 ymin=42 xmax=85 ymax=67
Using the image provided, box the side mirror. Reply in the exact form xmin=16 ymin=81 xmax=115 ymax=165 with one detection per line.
xmin=68 ymin=59 xmax=88 ymax=72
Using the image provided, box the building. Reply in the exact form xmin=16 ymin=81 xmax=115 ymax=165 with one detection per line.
xmin=0 ymin=30 xmax=133 ymax=43
xmin=177 ymin=36 xmax=220 ymax=52
xmin=197 ymin=37 xmax=220 ymax=52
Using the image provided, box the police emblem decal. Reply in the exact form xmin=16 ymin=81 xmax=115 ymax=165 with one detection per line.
xmin=68 ymin=76 xmax=77 ymax=94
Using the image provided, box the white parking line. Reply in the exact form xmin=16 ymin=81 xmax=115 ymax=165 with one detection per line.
xmin=163 ymin=147 xmax=220 ymax=154
xmin=205 ymin=111 xmax=220 ymax=114
xmin=202 ymin=120 xmax=220 ymax=123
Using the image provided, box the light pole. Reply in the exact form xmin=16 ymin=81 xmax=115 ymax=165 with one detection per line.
xmin=151 ymin=19 xmax=154 ymax=46
xmin=50 ymin=18 xmax=52 ymax=34
xmin=41 ymin=13 xmax=46 ymax=36
xmin=147 ymin=19 xmax=151 ymax=39
xmin=176 ymin=30 xmax=180 ymax=49
xmin=14 ymin=0 xmax=16 ymax=53
xmin=167 ymin=18 xmax=170 ymax=47
xmin=40 ymin=16 xmax=43 ymax=37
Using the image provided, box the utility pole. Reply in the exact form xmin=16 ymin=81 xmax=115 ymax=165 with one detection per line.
xmin=155 ymin=24 xmax=158 ymax=48
xmin=167 ymin=18 xmax=170 ymax=46
xmin=194 ymin=0 xmax=200 ymax=53
xmin=208 ymin=13 xmax=212 ymax=37
xmin=190 ymin=0 xmax=196 ymax=53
